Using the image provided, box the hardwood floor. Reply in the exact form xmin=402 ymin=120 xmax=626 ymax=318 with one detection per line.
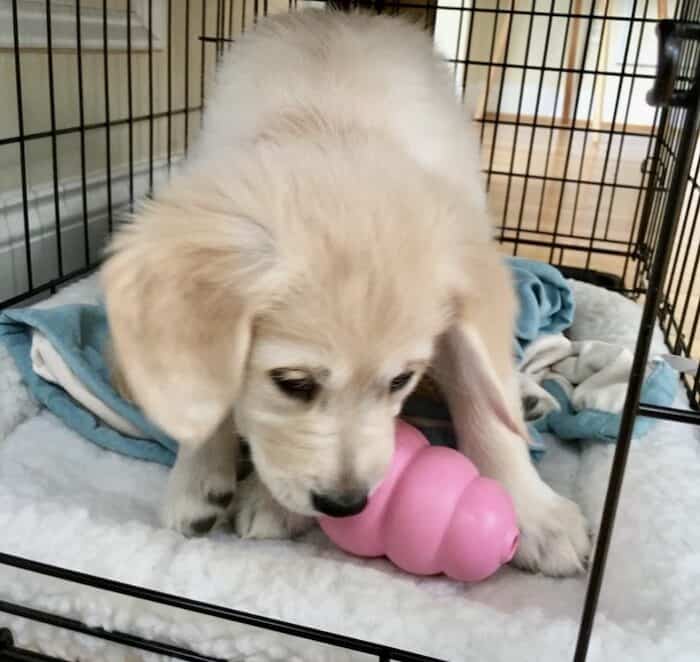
xmin=477 ymin=118 xmax=700 ymax=359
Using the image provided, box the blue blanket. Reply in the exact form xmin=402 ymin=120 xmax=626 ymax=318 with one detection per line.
xmin=508 ymin=257 xmax=574 ymax=359
xmin=531 ymin=365 xmax=678 ymax=443
xmin=0 ymin=305 xmax=178 ymax=466
xmin=0 ymin=258 xmax=673 ymax=465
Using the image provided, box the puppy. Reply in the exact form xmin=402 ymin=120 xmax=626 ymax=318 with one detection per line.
xmin=101 ymin=10 xmax=590 ymax=576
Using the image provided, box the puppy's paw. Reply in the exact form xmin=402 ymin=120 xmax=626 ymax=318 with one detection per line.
xmin=163 ymin=441 xmax=238 ymax=536
xmin=234 ymin=474 xmax=313 ymax=540
xmin=163 ymin=470 xmax=236 ymax=536
xmin=512 ymin=487 xmax=591 ymax=577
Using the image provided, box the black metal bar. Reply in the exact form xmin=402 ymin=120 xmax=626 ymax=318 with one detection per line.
xmin=496 ymin=236 xmax=639 ymax=257
xmin=642 ymin=105 xmax=677 ymax=278
xmin=0 ymin=107 xmax=202 ymax=150
xmin=533 ymin=0 xmax=574 ymax=234
xmin=148 ymin=0 xmax=155 ymax=193
xmin=0 ymin=265 xmax=98 ymax=312
xmin=200 ymin=0 xmax=207 ymax=124
xmin=198 ymin=35 xmax=236 ymax=43
xmin=639 ymin=7 xmax=700 ymax=416
xmin=127 ymin=0 xmax=135 ymax=208
xmin=45 ymin=0 xmax=63 ymax=279
xmin=311 ymin=0 xmax=668 ymax=21
xmin=499 ymin=0 xmax=537 ymax=249
xmin=573 ymin=38 xmax=700 ymax=662
xmin=663 ymin=21 xmax=700 ymax=356
xmin=499 ymin=228 xmax=638 ymax=244
xmin=451 ymin=0 xmax=466 ymax=79
xmin=450 ymin=58 xmax=656 ymax=79
xmin=0 ymin=628 xmax=66 ymax=662
xmin=0 ymin=553 xmax=443 ymax=662
xmin=185 ymin=0 xmax=191 ymax=154
xmin=10 ymin=0 xmax=33 ymax=292
xmin=583 ymin=0 xmax=638 ymax=270
xmin=74 ymin=0 xmax=91 ymax=267
xmin=665 ymin=149 xmax=700 ymax=346
xmin=661 ymin=305 xmax=696 ymax=359
xmin=653 ymin=127 xmax=689 ymax=160
xmin=0 ymin=600 xmax=225 ymax=662
xmin=459 ymin=0 xmax=477 ymax=100
xmin=1 ymin=648 xmax=67 ymax=662
xmin=637 ymin=402 xmax=700 ymax=424
xmin=606 ymin=0 xmax=654 ymax=288
xmin=634 ymin=109 xmax=668 ymax=264
xmin=509 ymin=0 xmax=557 ymax=253
xmin=646 ymin=20 xmax=683 ymax=107
xmin=637 ymin=25 xmax=697 ymax=271
xmin=642 ymin=28 xmax=698 ymax=280
xmin=167 ymin=0 xmax=173 ymax=170
xmin=216 ymin=0 xmax=223 ymax=59
xmin=487 ymin=0 xmax=517 ymax=149
xmin=222 ymin=0 xmax=227 ymax=52
xmin=684 ymin=373 xmax=698 ymax=410
xmin=548 ymin=2 xmax=597 ymax=265
xmin=103 ymin=0 xmax=113 ymax=233
xmin=489 ymin=169 xmax=649 ymax=191
xmin=479 ymin=0 xmax=501 ymax=144
xmin=682 ymin=246 xmax=700 ymax=372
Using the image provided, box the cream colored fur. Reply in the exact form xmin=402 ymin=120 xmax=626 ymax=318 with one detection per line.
xmin=101 ymin=9 xmax=590 ymax=576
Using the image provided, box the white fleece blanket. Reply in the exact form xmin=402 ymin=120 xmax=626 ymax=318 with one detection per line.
xmin=518 ymin=334 xmax=672 ymax=423
xmin=1 ymin=277 xmax=699 ymax=662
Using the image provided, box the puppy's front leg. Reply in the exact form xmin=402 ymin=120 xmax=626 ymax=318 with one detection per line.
xmin=435 ymin=325 xmax=591 ymax=576
xmin=233 ymin=472 xmax=314 ymax=540
xmin=163 ymin=416 xmax=239 ymax=535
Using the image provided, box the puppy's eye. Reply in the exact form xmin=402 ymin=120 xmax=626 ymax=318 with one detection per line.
xmin=389 ymin=371 xmax=414 ymax=393
xmin=269 ymin=370 xmax=319 ymax=402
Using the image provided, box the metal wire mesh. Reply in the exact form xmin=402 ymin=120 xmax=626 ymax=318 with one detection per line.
xmin=0 ymin=0 xmax=210 ymax=308
xmin=628 ymin=1 xmax=700 ymax=404
xmin=0 ymin=0 xmax=680 ymax=299
xmin=446 ymin=0 xmax=664 ymax=291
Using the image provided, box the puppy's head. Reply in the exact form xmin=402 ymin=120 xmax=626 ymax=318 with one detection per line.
xmin=102 ymin=141 xmax=475 ymax=517
xmin=234 ymin=243 xmax=457 ymax=516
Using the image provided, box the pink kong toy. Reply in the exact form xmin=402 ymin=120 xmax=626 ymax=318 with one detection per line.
xmin=319 ymin=420 xmax=519 ymax=582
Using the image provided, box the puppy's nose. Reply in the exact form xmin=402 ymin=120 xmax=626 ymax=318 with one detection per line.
xmin=311 ymin=490 xmax=368 ymax=517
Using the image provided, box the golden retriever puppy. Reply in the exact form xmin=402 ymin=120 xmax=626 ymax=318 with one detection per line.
xmin=101 ymin=9 xmax=590 ymax=575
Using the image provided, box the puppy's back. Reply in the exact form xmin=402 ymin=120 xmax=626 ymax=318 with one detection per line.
xmin=191 ymin=10 xmax=485 ymax=201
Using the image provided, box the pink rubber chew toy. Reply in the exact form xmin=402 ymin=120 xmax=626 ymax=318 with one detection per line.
xmin=319 ymin=420 xmax=519 ymax=582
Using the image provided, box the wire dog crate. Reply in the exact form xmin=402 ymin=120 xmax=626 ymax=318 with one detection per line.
xmin=1 ymin=1 xmax=700 ymax=661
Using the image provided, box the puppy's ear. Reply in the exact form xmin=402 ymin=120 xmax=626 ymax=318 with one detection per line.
xmin=101 ymin=198 xmax=279 ymax=447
